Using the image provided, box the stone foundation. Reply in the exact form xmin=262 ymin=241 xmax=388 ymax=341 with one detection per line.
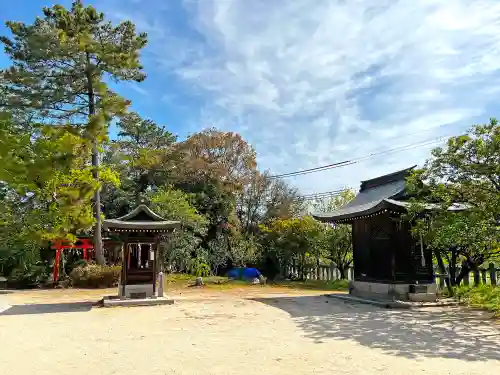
xmin=118 ymin=284 xmax=154 ymax=299
xmin=101 ymin=295 xmax=174 ymax=307
xmin=349 ymin=280 xmax=437 ymax=301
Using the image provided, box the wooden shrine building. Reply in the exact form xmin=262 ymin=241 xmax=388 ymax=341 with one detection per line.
xmin=313 ymin=167 xmax=439 ymax=301
xmin=103 ymin=204 xmax=180 ymax=299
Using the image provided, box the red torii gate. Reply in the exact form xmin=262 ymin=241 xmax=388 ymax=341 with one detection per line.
xmin=50 ymin=238 xmax=95 ymax=283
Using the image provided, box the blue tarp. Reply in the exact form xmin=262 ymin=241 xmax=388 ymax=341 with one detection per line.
xmin=227 ymin=267 xmax=261 ymax=280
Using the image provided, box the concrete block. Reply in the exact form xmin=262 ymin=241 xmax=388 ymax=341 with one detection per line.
xmin=102 ymin=296 xmax=174 ymax=307
xmin=408 ymin=293 xmax=437 ymax=303
xmin=118 ymin=284 xmax=154 ymax=299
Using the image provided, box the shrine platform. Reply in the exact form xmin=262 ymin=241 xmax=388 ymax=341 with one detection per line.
xmin=100 ymin=295 xmax=174 ymax=308
xmin=326 ymin=292 xmax=459 ymax=309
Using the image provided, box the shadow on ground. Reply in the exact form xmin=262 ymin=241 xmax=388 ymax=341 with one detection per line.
xmin=0 ymin=302 xmax=93 ymax=316
xmin=252 ymin=295 xmax=500 ymax=362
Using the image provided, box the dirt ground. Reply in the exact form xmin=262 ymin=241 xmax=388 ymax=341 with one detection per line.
xmin=1 ymin=288 xmax=500 ymax=375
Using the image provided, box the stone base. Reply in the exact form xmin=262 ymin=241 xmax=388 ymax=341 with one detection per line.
xmin=408 ymin=292 xmax=437 ymax=303
xmin=349 ymin=280 xmax=437 ymax=301
xmin=118 ymin=284 xmax=154 ymax=299
xmin=101 ymin=295 xmax=174 ymax=307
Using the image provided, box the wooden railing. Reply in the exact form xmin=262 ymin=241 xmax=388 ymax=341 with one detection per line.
xmin=435 ymin=263 xmax=499 ymax=289
xmin=286 ymin=262 xmax=500 ymax=288
xmin=286 ymin=264 xmax=355 ymax=281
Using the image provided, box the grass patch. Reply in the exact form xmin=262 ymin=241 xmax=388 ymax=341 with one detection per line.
xmin=455 ymin=285 xmax=500 ymax=316
xmin=270 ymin=279 xmax=349 ymax=291
xmin=164 ymin=273 xmax=349 ymax=291
xmin=165 ymin=274 xmax=245 ymax=289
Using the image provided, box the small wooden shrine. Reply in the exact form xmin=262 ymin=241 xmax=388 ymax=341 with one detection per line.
xmin=313 ymin=167 xmax=438 ymax=301
xmin=103 ymin=205 xmax=180 ymax=299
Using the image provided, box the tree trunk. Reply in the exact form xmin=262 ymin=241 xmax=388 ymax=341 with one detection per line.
xmin=449 ymin=248 xmax=458 ymax=285
xmin=435 ymin=249 xmax=454 ymax=296
xmin=455 ymin=264 xmax=471 ymax=286
xmin=299 ymin=252 xmax=306 ymax=280
xmin=86 ymin=53 xmax=104 ymax=265
xmin=338 ymin=266 xmax=346 ymax=280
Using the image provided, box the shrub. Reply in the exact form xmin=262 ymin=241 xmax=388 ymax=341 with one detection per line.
xmin=69 ymin=263 xmax=121 ymax=288
xmin=8 ymin=263 xmax=49 ymax=288
xmin=188 ymin=258 xmax=211 ymax=277
xmin=455 ymin=285 xmax=500 ymax=316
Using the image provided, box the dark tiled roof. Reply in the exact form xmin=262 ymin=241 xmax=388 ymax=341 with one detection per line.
xmin=312 ymin=178 xmax=407 ymax=222
xmin=103 ymin=204 xmax=181 ymax=231
xmin=102 ymin=219 xmax=180 ymax=230
xmin=312 ymin=166 xmax=468 ymax=222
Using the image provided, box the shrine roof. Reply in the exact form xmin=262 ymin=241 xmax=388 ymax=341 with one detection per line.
xmin=103 ymin=204 xmax=181 ymax=231
xmin=312 ymin=177 xmax=408 ymax=223
xmin=312 ymin=166 xmax=467 ymax=223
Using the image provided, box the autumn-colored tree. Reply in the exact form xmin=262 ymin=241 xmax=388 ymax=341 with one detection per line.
xmin=236 ymin=170 xmax=305 ymax=234
xmin=265 ymin=178 xmax=305 ymax=221
xmin=236 ymin=170 xmax=272 ymax=233
xmin=177 ymin=128 xmax=257 ymax=190
xmin=0 ymin=0 xmax=147 ymax=263
xmin=175 ymin=128 xmax=257 ymax=253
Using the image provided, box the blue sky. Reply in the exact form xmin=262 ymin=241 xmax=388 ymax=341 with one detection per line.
xmin=2 ymin=0 xmax=500 ymax=194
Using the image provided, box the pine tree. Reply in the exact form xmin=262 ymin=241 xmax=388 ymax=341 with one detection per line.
xmin=0 ymin=1 xmax=148 ymax=263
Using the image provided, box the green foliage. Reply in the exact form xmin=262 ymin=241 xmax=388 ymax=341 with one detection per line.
xmin=260 ymin=216 xmax=326 ymax=278
xmin=69 ymin=263 xmax=121 ymax=288
xmin=151 ymin=187 xmax=208 ymax=232
xmin=455 ymin=285 xmax=500 ymax=316
xmin=188 ymin=258 xmax=211 ymax=277
xmin=311 ymin=189 xmax=356 ymax=214
xmin=207 ymin=234 xmax=230 ymax=274
xmin=1 ymin=0 xmax=149 ymax=263
xmin=407 ymin=119 xmax=500 ymax=276
xmin=0 ymin=112 xmax=119 ymax=242
xmin=312 ymin=190 xmax=355 ymax=279
xmin=228 ymin=233 xmax=261 ymax=266
xmin=102 ymin=112 xmax=178 ymax=215
xmin=1 ymin=0 xmax=147 ymax=134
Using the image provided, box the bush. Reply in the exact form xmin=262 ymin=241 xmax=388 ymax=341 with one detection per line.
xmin=188 ymin=258 xmax=211 ymax=277
xmin=8 ymin=263 xmax=49 ymax=288
xmin=455 ymin=285 xmax=500 ymax=316
xmin=69 ymin=263 xmax=121 ymax=288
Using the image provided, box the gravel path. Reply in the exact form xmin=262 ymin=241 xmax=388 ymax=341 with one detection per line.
xmin=1 ymin=291 xmax=499 ymax=375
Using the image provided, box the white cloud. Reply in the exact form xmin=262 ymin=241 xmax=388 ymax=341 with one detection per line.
xmin=111 ymin=0 xmax=500 ymax=194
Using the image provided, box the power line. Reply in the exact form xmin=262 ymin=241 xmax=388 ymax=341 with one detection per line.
xmin=269 ymin=134 xmax=453 ymax=179
xmin=292 ymin=189 xmax=351 ymax=202
xmin=299 ymin=189 xmax=344 ymax=200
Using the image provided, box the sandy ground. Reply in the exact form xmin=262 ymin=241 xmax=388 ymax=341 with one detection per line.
xmin=1 ymin=288 xmax=500 ymax=375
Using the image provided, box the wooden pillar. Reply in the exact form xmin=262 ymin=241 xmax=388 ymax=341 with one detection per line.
xmin=138 ymin=243 xmax=142 ymax=268
xmin=122 ymin=241 xmax=128 ymax=298
xmin=152 ymin=237 xmax=158 ymax=295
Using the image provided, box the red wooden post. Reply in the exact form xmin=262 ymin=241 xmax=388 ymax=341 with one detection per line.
xmin=53 ymin=248 xmax=61 ymax=283
xmin=83 ymin=248 xmax=88 ymax=261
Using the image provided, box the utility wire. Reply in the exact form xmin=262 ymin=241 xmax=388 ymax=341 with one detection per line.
xmin=269 ymin=134 xmax=453 ymax=179
xmin=298 ymin=189 xmax=345 ymax=200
